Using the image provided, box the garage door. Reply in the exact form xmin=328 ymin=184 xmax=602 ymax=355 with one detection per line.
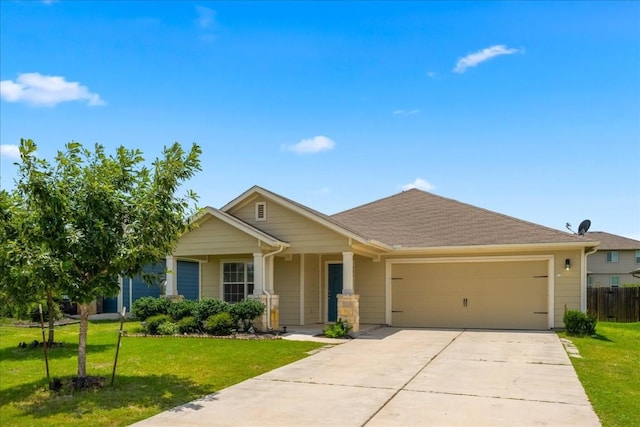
xmin=391 ymin=261 xmax=548 ymax=330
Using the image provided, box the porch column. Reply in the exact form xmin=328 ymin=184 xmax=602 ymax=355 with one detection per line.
xmin=253 ymin=253 xmax=264 ymax=295
xmin=165 ymin=255 xmax=178 ymax=296
xmin=342 ymin=251 xmax=354 ymax=295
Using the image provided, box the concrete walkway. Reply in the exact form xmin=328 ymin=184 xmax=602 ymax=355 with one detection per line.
xmin=131 ymin=328 xmax=600 ymax=426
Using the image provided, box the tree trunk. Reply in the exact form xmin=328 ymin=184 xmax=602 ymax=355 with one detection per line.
xmin=77 ymin=303 xmax=89 ymax=380
xmin=46 ymin=289 xmax=55 ymax=345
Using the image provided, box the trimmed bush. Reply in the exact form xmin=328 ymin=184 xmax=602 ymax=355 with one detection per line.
xmin=177 ymin=316 xmax=200 ymax=334
xmin=205 ymin=312 xmax=234 ymax=336
xmin=144 ymin=314 xmax=172 ymax=335
xmin=167 ymin=299 xmax=198 ymax=321
xmin=131 ymin=297 xmax=171 ymax=320
xmin=229 ymin=299 xmax=265 ymax=331
xmin=564 ymin=309 xmax=597 ymax=336
xmin=194 ymin=299 xmax=230 ymax=325
xmin=157 ymin=321 xmax=179 ymax=336
xmin=323 ymin=318 xmax=351 ymax=338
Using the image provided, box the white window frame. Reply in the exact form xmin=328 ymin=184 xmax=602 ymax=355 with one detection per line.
xmin=610 ymin=276 xmax=620 ymax=287
xmin=255 ymin=202 xmax=267 ymax=222
xmin=635 ymin=250 xmax=640 ymax=264
xmin=606 ymin=251 xmax=619 ymax=263
xmin=220 ymin=260 xmax=254 ymax=303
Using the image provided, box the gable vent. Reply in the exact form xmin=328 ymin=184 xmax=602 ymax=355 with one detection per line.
xmin=255 ymin=202 xmax=267 ymax=221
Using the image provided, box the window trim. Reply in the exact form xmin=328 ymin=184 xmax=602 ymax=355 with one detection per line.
xmin=610 ymin=276 xmax=620 ymax=287
xmin=635 ymin=250 xmax=640 ymax=264
xmin=606 ymin=251 xmax=619 ymax=263
xmin=220 ymin=260 xmax=254 ymax=303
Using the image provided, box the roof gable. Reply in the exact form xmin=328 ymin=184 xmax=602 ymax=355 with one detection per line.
xmin=331 ymin=189 xmax=595 ymax=248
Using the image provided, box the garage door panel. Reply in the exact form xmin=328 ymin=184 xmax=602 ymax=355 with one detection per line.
xmin=392 ymin=261 xmax=548 ymax=330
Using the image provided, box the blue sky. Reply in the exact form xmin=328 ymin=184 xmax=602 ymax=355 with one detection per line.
xmin=1 ymin=1 xmax=639 ymax=239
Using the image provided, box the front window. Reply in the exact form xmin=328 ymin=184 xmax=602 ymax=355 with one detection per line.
xmin=606 ymin=251 xmax=619 ymax=263
xmin=222 ymin=262 xmax=254 ymax=303
xmin=610 ymin=276 xmax=620 ymax=287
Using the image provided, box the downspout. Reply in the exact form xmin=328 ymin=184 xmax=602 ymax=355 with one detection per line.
xmin=583 ymin=246 xmax=598 ymax=312
xmin=262 ymin=245 xmax=286 ymax=331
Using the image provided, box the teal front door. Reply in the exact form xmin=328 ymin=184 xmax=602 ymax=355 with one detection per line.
xmin=328 ymin=263 xmax=343 ymax=322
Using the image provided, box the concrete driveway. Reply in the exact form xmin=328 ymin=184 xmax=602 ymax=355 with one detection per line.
xmin=132 ymin=328 xmax=600 ymax=426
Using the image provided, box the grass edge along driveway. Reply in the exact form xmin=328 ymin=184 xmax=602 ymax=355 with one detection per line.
xmin=560 ymin=322 xmax=640 ymax=427
xmin=0 ymin=319 xmax=326 ymax=427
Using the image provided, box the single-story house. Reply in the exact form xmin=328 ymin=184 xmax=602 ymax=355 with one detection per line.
xmin=143 ymin=185 xmax=597 ymax=332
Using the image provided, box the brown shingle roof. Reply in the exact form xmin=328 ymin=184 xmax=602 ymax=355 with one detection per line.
xmin=584 ymin=232 xmax=640 ymax=250
xmin=331 ymin=189 xmax=593 ymax=248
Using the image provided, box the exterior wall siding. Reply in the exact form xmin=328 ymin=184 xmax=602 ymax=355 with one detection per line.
xmin=177 ymin=260 xmax=200 ymax=300
xmin=201 ymin=256 xmax=222 ymax=299
xmin=229 ymin=197 xmax=351 ymax=254
xmin=303 ymin=254 xmax=321 ymax=325
xmin=587 ymin=249 xmax=640 ymax=287
xmin=354 ymin=255 xmax=386 ymax=324
xmin=274 ymin=256 xmax=301 ymax=325
xmin=174 ymin=216 xmax=261 ymax=256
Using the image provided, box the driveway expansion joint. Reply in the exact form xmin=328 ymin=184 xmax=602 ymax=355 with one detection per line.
xmin=254 ymin=377 xmax=397 ymax=391
xmin=360 ymin=329 xmax=466 ymax=426
xmin=402 ymin=389 xmax=594 ymax=407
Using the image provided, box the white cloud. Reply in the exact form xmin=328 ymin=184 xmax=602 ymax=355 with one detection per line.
xmin=0 ymin=73 xmax=105 ymax=107
xmin=453 ymin=45 xmax=520 ymax=73
xmin=426 ymin=71 xmax=437 ymax=78
xmin=196 ymin=6 xmax=216 ymax=29
xmin=393 ymin=109 xmax=420 ymax=116
xmin=282 ymin=136 xmax=335 ymax=154
xmin=314 ymin=187 xmax=330 ymax=195
xmin=402 ymin=178 xmax=435 ymax=192
xmin=0 ymin=144 xmax=20 ymax=159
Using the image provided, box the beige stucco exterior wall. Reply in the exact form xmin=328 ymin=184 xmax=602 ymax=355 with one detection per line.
xmin=274 ymin=255 xmax=301 ymax=325
xmin=587 ymin=249 xmax=640 ymax=286
xmin=174 ymin=216 xmax=261 ymax=256
xmin=228 ymin=197 xmax=352 ymax=254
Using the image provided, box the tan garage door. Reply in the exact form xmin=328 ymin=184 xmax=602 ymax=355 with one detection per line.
xmin=391 ymin=261 xmax=548 ymax=330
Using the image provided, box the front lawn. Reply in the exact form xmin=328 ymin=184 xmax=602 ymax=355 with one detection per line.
xmin=561 ymin=322 xmax=640 ymax=427
xmin=0 ymin=320 xmax=324 ymax=427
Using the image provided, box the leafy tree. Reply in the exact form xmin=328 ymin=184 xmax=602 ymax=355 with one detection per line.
xmin=2 ymin=139 xmax=201 ymax=381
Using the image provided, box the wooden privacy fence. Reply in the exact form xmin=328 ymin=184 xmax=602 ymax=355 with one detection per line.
xmin=587 ymin=287 xmax=640 ymax=322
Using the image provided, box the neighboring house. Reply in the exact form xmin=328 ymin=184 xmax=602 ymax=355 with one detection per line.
xmin=137 ymin=185 xmax=597 ymax=332
xmin=584 ymin=232 xmax=640 ymax=287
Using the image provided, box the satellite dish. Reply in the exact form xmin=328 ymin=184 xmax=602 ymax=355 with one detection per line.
xmin=578 ymin=219 xmax=591 ymax=236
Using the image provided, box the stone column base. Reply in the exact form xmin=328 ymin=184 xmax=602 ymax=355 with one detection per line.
xmin=248 ymin=294 xmax=280 ymax=332
xmin=337 ymin=294 xmax=360 ymax=333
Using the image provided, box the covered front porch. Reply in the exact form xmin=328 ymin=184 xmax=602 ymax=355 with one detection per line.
xmin=163 ymin=250 xmax=371 ymax=333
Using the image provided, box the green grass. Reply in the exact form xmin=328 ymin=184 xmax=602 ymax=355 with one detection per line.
xmin=0 ymin=320 xmax=324 ymax=427
xmin=560 ymin=322 xmax=640 ymax=427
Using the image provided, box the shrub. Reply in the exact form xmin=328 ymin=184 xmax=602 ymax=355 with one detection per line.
xmin=177 ymin=316 xmax=200 ymax=334
xmin=324 ymin=318 xmax=351 ymax=338
xmin=144 ymin=314 xmax=172 ymax=335
xmin=204 ymin=312 xmax=234 ymax=336
xmin=157 ymin=321 xmax=179 ymax=336
xmin=131 ymin=297 xmax=171 ymax=320
xmin=29 ymin=301 xmax=63 ymax=323
xmin=229 ymin=299 xmax=265 ymax=331
xmin=564 ymin=309 xmax=597 ymax=336
xmin=167 ymin=299 xmax=198 ymax=321
xmin=194 ymin=299 xmax=230 ymax=325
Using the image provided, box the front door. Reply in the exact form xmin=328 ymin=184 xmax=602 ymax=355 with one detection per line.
xmin=328 ymin=263 xmax=343 ymax=322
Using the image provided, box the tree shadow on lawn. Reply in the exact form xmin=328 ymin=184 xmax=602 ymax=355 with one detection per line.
xmin=1 ymin=374 xmax=215 ymax=422
xmin=589 ymin=332 xmax=614 ymax=342
xmin=0 ymin=342 xmax=114 ymax=362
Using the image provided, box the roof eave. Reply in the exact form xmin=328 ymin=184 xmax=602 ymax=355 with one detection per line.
xmin=391 ymin=241 xmax=600 ymax=254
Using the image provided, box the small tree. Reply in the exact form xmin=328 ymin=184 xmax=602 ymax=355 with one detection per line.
xmin=3 ymin=139 xmax=201 ymax=382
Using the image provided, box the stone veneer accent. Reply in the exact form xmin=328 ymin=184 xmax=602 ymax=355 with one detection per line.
xmin=337 ymin=294 xmax=360 ymax=333
xmin=249 ymin=294 xmax=280 ymax=332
